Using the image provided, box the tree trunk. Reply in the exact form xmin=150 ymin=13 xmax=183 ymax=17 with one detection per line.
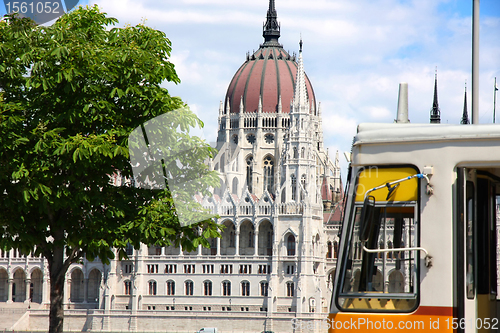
xmin=48 ymin=245 xmax=66 ymax=333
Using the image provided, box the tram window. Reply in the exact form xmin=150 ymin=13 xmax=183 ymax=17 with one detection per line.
xmin=338 ymin=205 xmax=418 ymax=311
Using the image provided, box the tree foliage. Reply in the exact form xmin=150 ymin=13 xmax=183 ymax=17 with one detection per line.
xmin=0 ymin=6 xmax=220 ymax=333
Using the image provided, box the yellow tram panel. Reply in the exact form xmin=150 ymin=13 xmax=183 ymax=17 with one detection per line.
xmin=355 ymin=167 xmax=419 ymax=203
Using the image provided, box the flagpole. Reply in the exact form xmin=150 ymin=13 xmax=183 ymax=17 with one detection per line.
xmin=495 ymin=77 xmax=498 ymax=123
xmin=472 ymin=0 xmax=480 ymax=124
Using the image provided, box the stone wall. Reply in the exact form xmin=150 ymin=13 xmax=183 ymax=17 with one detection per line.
xmin=14 ymin=309 xmax=327 ymax=333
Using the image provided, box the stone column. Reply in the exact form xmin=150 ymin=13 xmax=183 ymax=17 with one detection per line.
xmin=66 ymin=278 xmax=71 ymax=306
xmin=42 ymin=263 xmax=49 ymax=304
xmin=102 ymin=269 xmax=111 ymax=331
xmin=254 ymin=231 xmax=259 ymax=256
xmin=235 ymin=231 xmax=240 ymax=256
xmin=42 ymin=276 xmax=49 ymax=304
xmin=25 ymin=279 xmax=30 ymax=304
xmin=216 ymin=237 xmax=221 ymax=256
xmin=7 ymin=279 xmax=13 ymax=303
xmin=129 ymin=278 xmax=138 ymax=332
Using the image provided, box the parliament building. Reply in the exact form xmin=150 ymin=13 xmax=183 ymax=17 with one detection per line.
xmin=0 ymin=1 xmax=344 ymax=332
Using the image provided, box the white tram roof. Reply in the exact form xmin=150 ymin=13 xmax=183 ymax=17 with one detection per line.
xmin=354 ymin=123 xmax=500 ymax=146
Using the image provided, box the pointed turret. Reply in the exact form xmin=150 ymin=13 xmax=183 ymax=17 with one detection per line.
xmin=430 ymin=69 xmax=441 ymax=123
xmin=461 ymin=82 xmax=470 ymax=124
xmin=292 ymin=39 xmax=309 ymax=109
xmin=262 ymin=0 xmax=281 ymax=46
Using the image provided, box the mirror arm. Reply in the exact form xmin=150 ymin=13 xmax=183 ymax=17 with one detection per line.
xmin=364 ymin=173 xmax=431 ymax=200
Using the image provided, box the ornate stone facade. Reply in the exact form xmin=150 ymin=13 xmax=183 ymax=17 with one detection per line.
xmin=0 ymin=1 xmax=345 ymax=332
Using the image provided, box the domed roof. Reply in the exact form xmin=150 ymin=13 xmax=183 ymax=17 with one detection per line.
xmin=224 ymin=1 xmax=316 ymax=114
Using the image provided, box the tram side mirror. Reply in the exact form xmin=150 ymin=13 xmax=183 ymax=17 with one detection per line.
xmin=359 ymin=195 xmax=375 ymax=242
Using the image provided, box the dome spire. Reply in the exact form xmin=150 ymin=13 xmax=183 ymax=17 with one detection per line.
xmin=263 ymin=0 xmax=281 ymax=46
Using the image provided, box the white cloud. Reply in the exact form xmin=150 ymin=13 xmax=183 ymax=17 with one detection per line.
xmin=69 ymin=0 xmax=500 ymax=173
xmin=365 ymin=106 xmax=392 ymax=119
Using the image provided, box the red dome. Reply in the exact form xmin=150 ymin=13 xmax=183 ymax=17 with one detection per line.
xmin=224 ymin=46 xmax=316 ymax=114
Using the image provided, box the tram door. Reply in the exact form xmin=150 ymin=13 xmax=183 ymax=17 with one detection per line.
xmin=457 ymin=168 xmax=498 ymax=333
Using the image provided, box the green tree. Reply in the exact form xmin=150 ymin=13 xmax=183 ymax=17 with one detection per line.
xmin=0 ymin=6 xmax=220 ymax=333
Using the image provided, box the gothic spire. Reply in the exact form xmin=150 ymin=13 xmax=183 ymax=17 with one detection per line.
xmin=293 ymin=39 xmax=309 ymax=109
xmin=461 ymin=82 xmax=470 ymax=124
xmin=430 ymin=68 xmax=441 ymax=123
xmin=262 ymin=0 xmax=281 ymax=46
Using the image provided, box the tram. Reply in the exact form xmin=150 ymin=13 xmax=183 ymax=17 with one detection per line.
xmin=329 ymin=123 xmax=500 ymax=332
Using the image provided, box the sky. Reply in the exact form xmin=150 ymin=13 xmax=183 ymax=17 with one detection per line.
xmin=2 ymin=0 xmax=500 ymax=178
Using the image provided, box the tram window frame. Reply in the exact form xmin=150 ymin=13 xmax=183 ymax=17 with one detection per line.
xmin=337 ymin=203 xmax=419 ymax=312
xmin=335 ymin=165 xmax=421 ymax=313
xmin=465 ymin=180 xmax=474 ymax=299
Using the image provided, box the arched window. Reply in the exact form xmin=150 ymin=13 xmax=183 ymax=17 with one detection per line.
xmin=263 ymin=155 xmax=275 ymax=193
xmin=126 ymin=242 xmax=133 ymax=256
xmin=30 ymin=269 xmax=43 ymax=303
xmin=300 ymin=174 xmax=306 ymax=201
xmin=166 ymin=281 xmax=175 ymax=296
xmin=185 ymin=281 xmax=194 ymax=296
xmin=246 ymin=155 xmax=253 ymax=193
xmin=241 ymin=281 xmax=250 ymax=296
xmin=232 ymin=177 xmax=238 ymax=194
xmin=326 ymin=241 xmax=332 ymax=259
xmin=398 ymin=242 xmax=405 ymax=260
xmin=333 ymin=241 xmax=338 ymax=259
xmin=328 ymin=270 xmax=336 ymax=289
xmin=387 ymin=241 xmax=393 ymax=259
xmin=287 ymin=234 xmax=296 ymax=256
xmin=309 ymin=297 xmax=316 ymax=312
xmin=388 ymin=271 xmax=405 ymax=293
xmin=204 ymin=281 xmax=212 ymax=296
xmin=293 ymin=147 xmax=298 ymax=158
xmin=378 ymin=241 xmax=384 ymax=259
xmin=70 ymin=269 xmax=83 ymax=302
xmin=222 ymin=281 xmax=231 ymax=296
xmin=372 ymin=270 xmax=384 ymax=291
xmin=87 ymin=269 xmax=101 ymax=303
xmin=260 ymin=282 xmax=269 ymax=296
xmin=286 ymin=282 xmax=294 ymax=297
xmin=301 ymin=147 xmax=305 ymax=158
xmin=148 ymin=281 xmax=157 ymax=295
xmin=291 ymin=174 xmax=297 ymax=201
xmin=124 ymin=281 xmax=132 ymax=295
